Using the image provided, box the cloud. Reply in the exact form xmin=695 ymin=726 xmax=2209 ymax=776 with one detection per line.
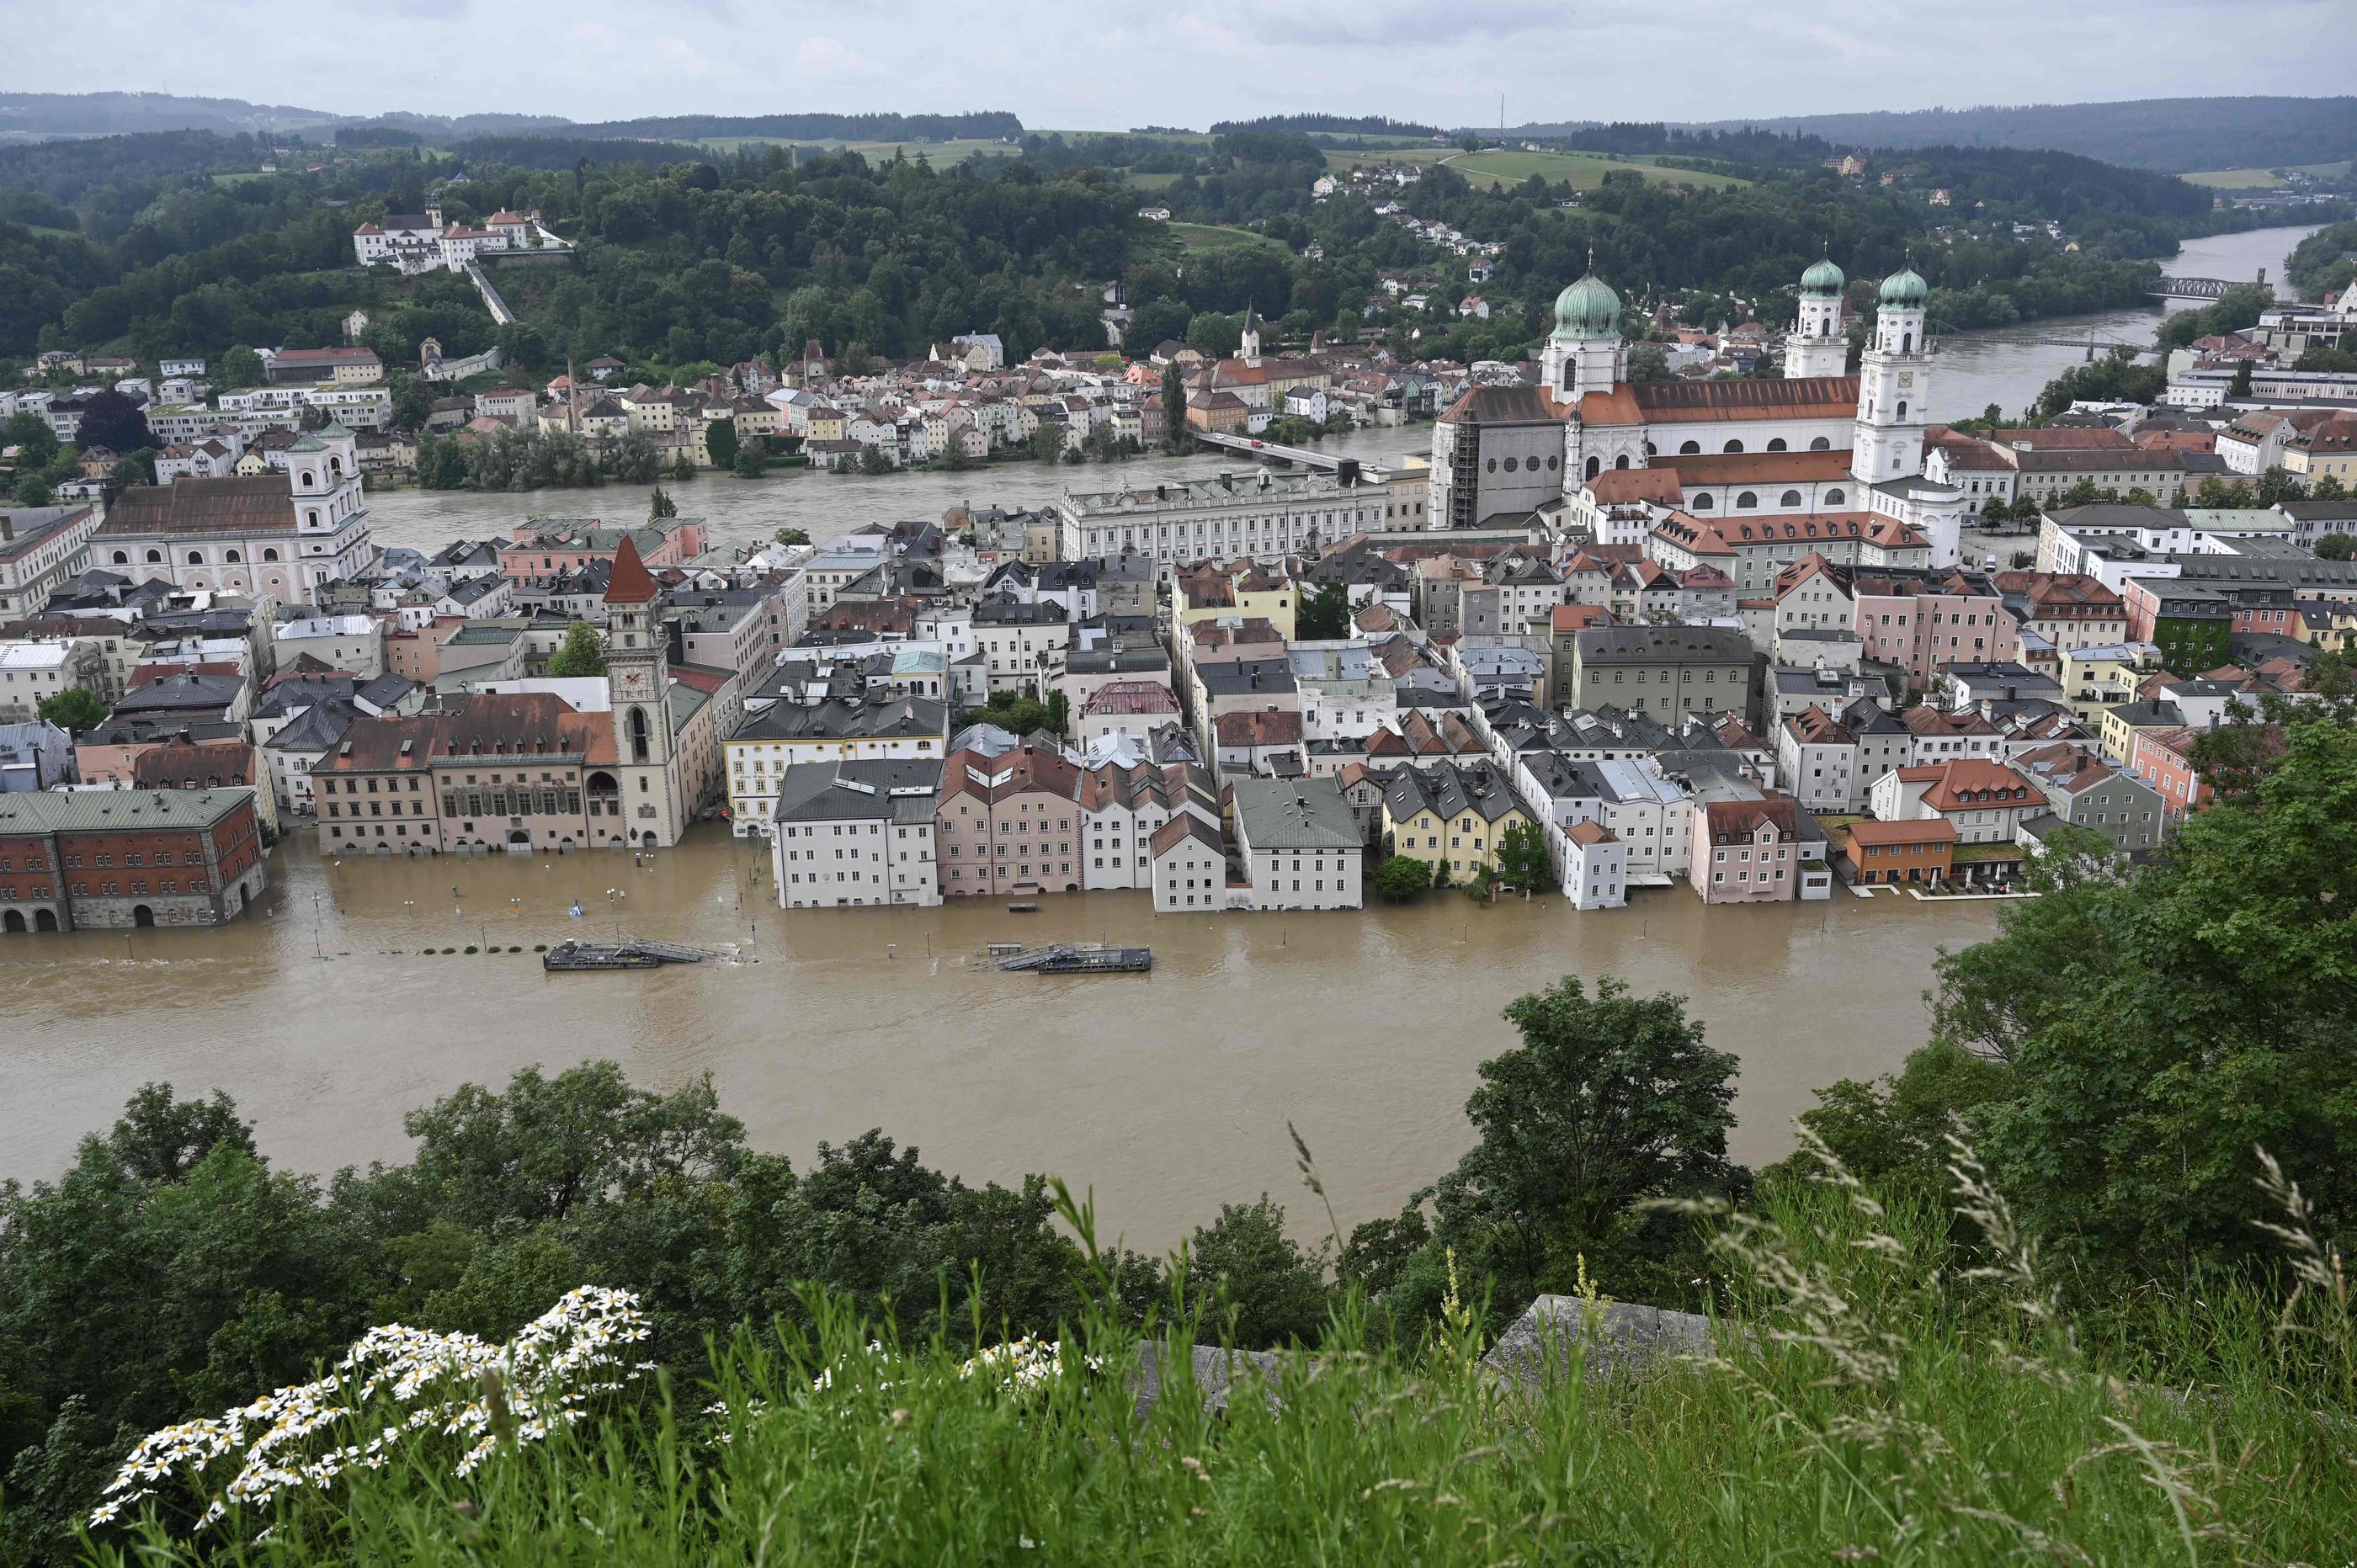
xmin=1175 ymin=15 xmax=1245 ymax=53
xmin=795 ymin=35 xmax=881 ymax=77
xmin=650 ymin=35 xmax=732 ymax=78
xmin=1236 ymin=0 xmax=1565 ymax=48
xmin=567 ymin=21 xmax=622 ymax=50
xmin=1803 ymin=23 xmax=1892 ymax=65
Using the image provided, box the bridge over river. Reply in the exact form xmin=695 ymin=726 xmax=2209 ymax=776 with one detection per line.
xmin=2147 ymin=270 xmax=2268 ymax=300
xmin=1192 ymin=430 xmax=1352 ymax=470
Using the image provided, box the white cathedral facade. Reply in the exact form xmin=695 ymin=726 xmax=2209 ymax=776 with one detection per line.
xmin=1432 ymin=254 xmax=1966 ymax=567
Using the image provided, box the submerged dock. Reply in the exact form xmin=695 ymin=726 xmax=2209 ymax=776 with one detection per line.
xmin=995 ymin=943 xmax=1152 ymax=975
xmin=545 ymin=938 xmax=712 ymax=972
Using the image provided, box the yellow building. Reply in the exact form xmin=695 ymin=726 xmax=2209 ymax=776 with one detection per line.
xmin=2283 ymin=421 xmax=2357 ymax=489
xmin=2297 ymin=598 xmax=2357 ymax=656
xmin=806 ymin=406 xmax=848 ymax=445
xmin=2098 ymin=700 xmax=2186 ymax=766
xmin=1173 ymin=559 xmax=1300 ymax=640
xmin=2058 ymin=641 xmax=2163 ymax=724
xmin=1377 ymin=761 xmax=1533 ymax=881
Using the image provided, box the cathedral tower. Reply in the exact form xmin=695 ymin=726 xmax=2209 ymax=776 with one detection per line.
xmin=1538 ymin=258 xmax=1626 ymax=403
xmin=1786 ymin=254 xmax=1849 ymax=379
xmin=1851 ymin=265 xmax=1931 ymax=485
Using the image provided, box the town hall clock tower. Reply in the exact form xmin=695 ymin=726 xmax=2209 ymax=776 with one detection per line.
xmin=602 ymin=534 xmax=684 ymax=849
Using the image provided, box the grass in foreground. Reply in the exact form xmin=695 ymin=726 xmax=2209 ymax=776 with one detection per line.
xmin=76 ymin=1151 xmax=2357 ymax=1565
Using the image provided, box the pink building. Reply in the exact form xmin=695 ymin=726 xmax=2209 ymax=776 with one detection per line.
xmin=934 ymin=743 xmax=1084 ymax=897
xmin=1690 ymin=795 xmax=1803 ymax=904
xmin=1849 ymin=568 xmax=2018 ymax=691
xmin=498 ymin=519 xmax=707 ymax=584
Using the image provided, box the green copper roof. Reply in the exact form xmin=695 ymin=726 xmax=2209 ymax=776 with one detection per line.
xmin=1800 ymin=257 xmax=1845 ymax=297
xmin=1551 ymin=271 xmax=1622 ymax=340
xmin=1878 ymin=267 xmax=1928 ymax=307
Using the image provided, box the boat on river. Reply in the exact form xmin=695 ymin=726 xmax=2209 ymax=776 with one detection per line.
xmin=544 ymin=938 xmax=711 ymax=972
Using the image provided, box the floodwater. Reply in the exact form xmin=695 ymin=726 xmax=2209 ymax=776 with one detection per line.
xmin=0 ymin=831 xmax=2002 ymax=1248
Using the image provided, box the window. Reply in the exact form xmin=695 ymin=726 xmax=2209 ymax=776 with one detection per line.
xmin=1722 ymin=439 xmax=1743 ymax=454
xmin=1679 ymin=440 xmax=1700 ymax=455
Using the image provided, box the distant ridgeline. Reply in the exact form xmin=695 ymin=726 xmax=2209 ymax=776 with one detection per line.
xmin=1619 ymin=96 xmax=2357 ymax=175
xmin=0 ymin=91 xmax=568 ymax=143
xmin=559 ymin=112 xmax=1026 ymax=142
xmin=1210 ymin=114 xmax=1444 ymax=138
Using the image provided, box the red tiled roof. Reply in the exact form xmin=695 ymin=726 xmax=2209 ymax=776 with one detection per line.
xmin=1654 ymin=449 xmax=1856 ymax=486
xmin=604 ymin=535 xmax=658 ymax=604
xmin=1847 ymin=817 xmax=1957 ymax=847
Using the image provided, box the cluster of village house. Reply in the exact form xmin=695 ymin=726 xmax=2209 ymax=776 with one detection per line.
xmin=4 ymin=247 xmax=2354 ymax=931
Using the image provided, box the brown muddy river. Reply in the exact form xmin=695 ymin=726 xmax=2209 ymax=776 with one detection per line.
xmin=1 ymin=830 xmax=2001 ymax=1247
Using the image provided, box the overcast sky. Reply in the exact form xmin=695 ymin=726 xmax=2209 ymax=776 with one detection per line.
xmin=13 ymin=0 xmax=2349 ymax=130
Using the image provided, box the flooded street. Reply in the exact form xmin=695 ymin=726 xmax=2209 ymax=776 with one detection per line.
xmin=0 ymin=832 xmax=2000 ymax=1246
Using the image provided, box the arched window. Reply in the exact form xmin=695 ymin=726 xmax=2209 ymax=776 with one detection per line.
xmin=1902 ymin=332 xmax=1913 ymax=354
xmin=1767 ymin=438 xmax=1787 ymax=452
xmin=110 ymin=550 xmax=128 ymax=565
xmin=328 ymin=456 xmax=342 ymax=476
xmin=224 ymin=550 xmax=242 ymax=563
xmin=306 ymin=510 xmax=320 ymax=528
xmin=1810 ymin=437 xmax=1831 ymax=451
xmin=1584 ymin=456 xmax=1600 ymax=481
xmin=627 ymin=707 xmax=651 ymax=764
xmin=145 ymin=550 xmax=162 ymax=563
xmin=1825 ymin=488 xmax=1845 ymax=506
xmin=1614 ymin=454 xmax=1630 ymax=470
xmin=1736 ymin=491 xmax=1758 ymax=509
xmin=1643 ymin=441 xmax=1657 ymax=457
xmin=1780 ymin=489 xmax=1803 ymax=508
xmin=1896 ymin=401 xmax=1907 ymax=422
xmin=1679 ymin=440 xmax=1700 ymax=455
xmin=1691 ymin=494 xmax=1715 ymax=510
xmin=186 ymin=550 xmax=204 ymax=565
xmin=1722 ymin=439 xmax=1744 ymax=454
xmin=262 ymin=548 xmax=279 ymax=561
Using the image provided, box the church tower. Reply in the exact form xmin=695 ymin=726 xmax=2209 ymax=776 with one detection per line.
xmin=1851 ymin=265 xmax=1931 ymax=485
xmin=1238 ymin=304 xmax=1263 ymax=368
xmin=1538 ymin=257 xmax=1626 ymax=403
xmin=603 ymin=534 xmax=682 ymax=850
xmin=1786 ymin=255 xmax=1849 ymax=379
